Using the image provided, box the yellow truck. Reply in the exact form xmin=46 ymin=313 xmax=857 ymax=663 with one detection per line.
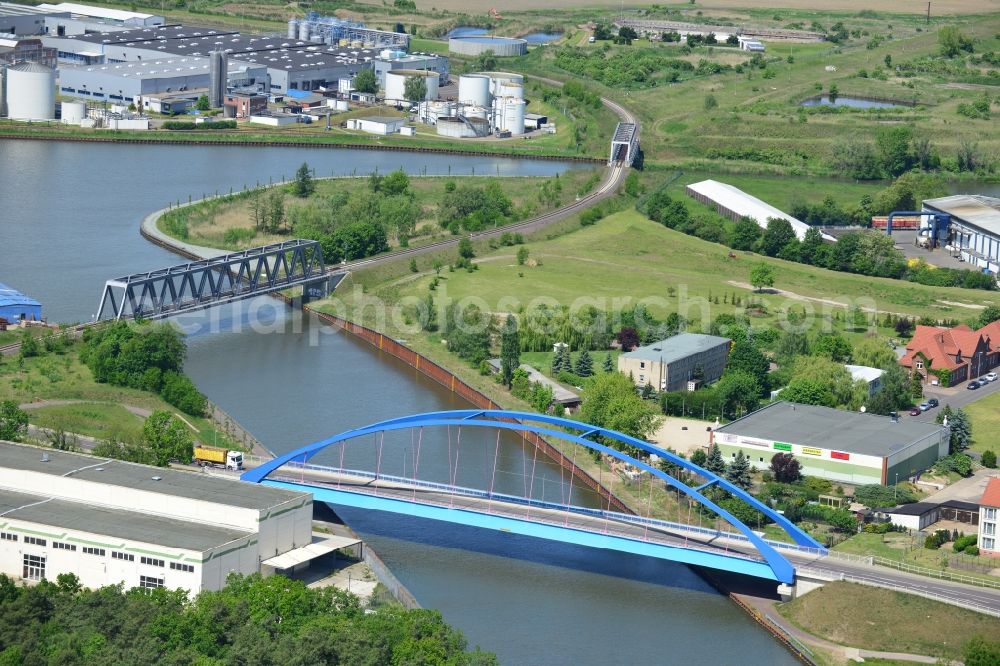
xmin=193 ymin=445 xmax=243 ymax=471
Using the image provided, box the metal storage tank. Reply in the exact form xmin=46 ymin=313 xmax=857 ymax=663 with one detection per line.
xmin=494 ymin=97 xmax=525 ymax=134
xmin=61 ymin=100 xmax=86 ymax=124
xmin=448 ymin=36 xmax=528 ymax=57
xmin=497 ymin=80 xmax=524 ymax=100
xmin=288 ymin=19 xmax=298 ymax=39
xmin=298 ymin=22 xmax=311 ymax=41
xmin=6 ymin=62 xmax=55 ymax=121
xmin=462 ymin=105 xmax=488 ymax=120
xmin=480 ymin=71 xmax=524 ymax=95
xmin=385 ymin=69 xmax=438 ymax=102
xmin=437 ymin=117 xmax=473 ymax=138
xmin=458 ymin=74 xmax=490 ymax=107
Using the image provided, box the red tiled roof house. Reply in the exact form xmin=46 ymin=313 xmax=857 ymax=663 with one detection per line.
xmin=898 ymin=324 xmax=998 ymax=386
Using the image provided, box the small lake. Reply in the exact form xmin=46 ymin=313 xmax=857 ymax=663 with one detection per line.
xmin=800 ymin=95 xmax=910 ymax=109
xmin=446 ymin=26 xmax=488 ymax=38
xmin=523 ymin=32 xmax=562 ymax=44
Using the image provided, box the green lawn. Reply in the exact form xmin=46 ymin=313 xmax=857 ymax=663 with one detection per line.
xmin=963 ymin=390 xmax=1000 ymax=456
xmin=1 ymin=342 xmax=239 ymax=451
xmin=777 ymin=581 xmax=998 ymax=660
xmin=834 ymin=532 xmax=1000 ymax=583
xmin=372 ymin=208 xmax=1000 ymax=331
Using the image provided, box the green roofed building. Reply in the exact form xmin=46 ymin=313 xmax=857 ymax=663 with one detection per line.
xmin=710 ymin=401 xmax=949 ymax=485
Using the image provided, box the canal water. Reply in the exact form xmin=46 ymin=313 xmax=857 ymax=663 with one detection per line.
xmin=0 ymin=138 xmax=798 ymax=664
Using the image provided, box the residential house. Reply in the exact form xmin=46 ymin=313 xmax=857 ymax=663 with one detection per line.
xmin=898 ymin=324 xmax=998 ymax=385
xmin=978 ymin=477 xmax=1000 ymax=557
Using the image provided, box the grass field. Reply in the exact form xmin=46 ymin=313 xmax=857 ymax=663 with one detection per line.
xmin=0 ymin=341 xmax=238 ymax=450
xmin=361 ymin=208 xmax=1000 ymax=332
xmin=156 ymin=170 xmax=601 ymax=251
xmin=401 ymin=0 xmax=993 ymax=13
xmin=964 ymin=390 xmax=1000 ymax=456
xmin=777 ymin=581 xmax=998 ymax=660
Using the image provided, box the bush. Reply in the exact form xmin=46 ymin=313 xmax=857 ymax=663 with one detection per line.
xmin=162 ymin=120 xmax=237 ymax=130
xmin=222 ymin=227 xmax=257 ymax=245
xmin=982 ymin=450 xmax=997 ymax=468
xmin=965 ymin=545 xmax=980 ymax=556
xmin=953 ymin=534 xmax=978 ymax=552
xmin=160 ymin=370 xmax=207 ymax=416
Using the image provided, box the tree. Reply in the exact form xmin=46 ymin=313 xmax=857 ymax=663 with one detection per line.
xmin=353 ymin=68 xmax=378 ymax=93
xmin=938 ymin=26 xmax=974 ymax=58
xmin=704 ymin=443 xmax=726 ymax=475
xmin=833 ymin=138 xmax=882 ymax=180
xmin=727 ymin=340 xmax=770 ymax=393
xmin=141 ymin=410 xmax=193 ymax=466
xmin=196 ymin=95 xmax=210 ymax=111
xmin=516 ymin=247 xmax=529 ymax=266
xmin=982 ymin=450 xmax=997 ymax=468
xmin=578 ymin=372 xmax=662 ymax=449
xmin=160 ymin=371 xmax=206 ymax=416
xmin=500 ymin=315 xmax=519 ymax=389
xmin=854 ymin=483 xmax=916 ymax=509
xmin=617 ymin=26 xmax=638 ymax=44
xmin=789 ymin=356 xmax=866 ymax=409
xmin=758 ymin=218 xmax=796 ymax=257
xmin=976 ymin=304 xmax=1000 ymax=329
xmin=730 ymin=216 xmax=761 ymax=251
xmin=574 ymin=349 xmax=594 ymax=377
xmin=603 ymin=352 xmax=614 ymax=372
xmin=715 ymin=370 xmax=761 ymax=417
xmin=851 ymin=337 xmax=897 ymax=369
xmin=749 ymin=262 xmax=775 ymax=292
xmin=866 ymin=363 xmax=912 ymax=415
xmin=293 ymin=162 xmax=315 ymax=198
xmin=964 ymin=636 xmax=1000 ymax=666
xmin=0 ymin=401 xmax=28 ymax=442
xmin=770 ymin=453 xmax=801 ymax=483
xmin=458 ymin=237 xmax=475 ymax=260
xmin=781 ymin=378 xmax=836 ymax=407
xmin=616 ymin=327 xmax=640 ymax=352
xmin=799 ymin=227 xmax=825 ymax=265
xmin=704 ymin=94 xmax=718 ymax=110
xmin=813 ymin=333 xmax=852 ymax=362
xmin=18 ymin=330 xmax=39 ymax=358
xmin=726 ymin=450 xmax=753 ymax=490
xmin=948 ymin=407 xmax=972 ymax=453
xmin=875 ymin=126 xmax=914 ymax=178
xmin=691 ymin=448 xmax=708 ymax=467
xmin=827 ymin=509 xmax=858 ymax=533
xmin=403 ymin=75 xmax=427 ymax=103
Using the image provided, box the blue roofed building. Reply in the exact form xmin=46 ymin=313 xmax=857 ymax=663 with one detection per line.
xmin=0 ymin=283 xmax=42 ymax=323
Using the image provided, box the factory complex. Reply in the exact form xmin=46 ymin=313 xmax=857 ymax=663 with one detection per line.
xmin=0 ymin=441 xmax=356 ymax=594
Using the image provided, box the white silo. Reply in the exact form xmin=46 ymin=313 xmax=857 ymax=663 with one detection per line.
xmin=497 ymin=80 xmax=524 ymax=101
xmin=61 ymin=100 xmax=86 ymax=124
xmin=6 ymin=62 xmax=55 ymax=121
xmin=298 ymin=21 xmax=311 ymax=41
xmin=288 ymin=19 xmax=298 ymax=39
xmin=458 ymin=74 xmax=490 ymax=107
xmin=482 ymin=71 xmax=524 ymax=96
xmin=386 ymin=70 xmax=438 ymax=103
xmin=494 ymin=97 xmax=525 ymax=134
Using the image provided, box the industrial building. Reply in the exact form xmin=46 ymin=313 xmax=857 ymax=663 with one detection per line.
xmin=416 ymin=71 xmax=526 ymax=136
xmin=0 ymin=2 xmax=66 ymax=36
xmin=37 ymin=2 xmax=164 ymax=27
xmin=0 ymin=37 xmax=57 ymax=67
xmin=0 ymin=442 xmax=358 ymax=594
xmin=224 ymin=92 xmax=267 ymax=118
xmin=921 ymin=195 xmax=1000 ymax=274
xmin=373 ymin=51 xmax=449 ymax=86
xmin=449 ymin=35 xmax=527 ymax=57
xmin=711 ymin=402 xmax=950 ymax=485
xmin=618 ymin=333 xmax=731 ymax=392
xmin=0 ymin=282 xmax=41 ymax=322
xmin=348 ymin=115 xmax=405 ymax=135
xmin=57 ymin=57 xmax=267 ymax=104
xmin=686 ymin=179 xmax=836 ymax=242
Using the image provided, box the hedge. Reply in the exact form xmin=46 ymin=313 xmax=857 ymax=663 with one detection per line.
xmin=163 ymin=120 xmax=238 ymax=131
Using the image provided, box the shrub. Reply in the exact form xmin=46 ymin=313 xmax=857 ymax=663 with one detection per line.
xmin=982 ymin=450 xmax=997 ymax=468
xmin=162 ymin=120 xmax=237 ymax=130
xmin=953 ymin=534 xmax=979 ymax=552
xmin=160 ymin=370 xmax=207 ymax=416
xmin=222 ymin=227 xmax=257 ymax=245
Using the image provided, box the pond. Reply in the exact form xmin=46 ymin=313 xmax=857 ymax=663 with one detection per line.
xmin=445 ymin=26 xmax=488 ymax=38
xmin=523 ymin=32 xmax=562 ymax=44
xmin=800 ymin=94 xmax=910 ymax=109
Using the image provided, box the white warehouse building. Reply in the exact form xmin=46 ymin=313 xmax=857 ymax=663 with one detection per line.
xmin=0 ymin=442 xmax=336 ymax=594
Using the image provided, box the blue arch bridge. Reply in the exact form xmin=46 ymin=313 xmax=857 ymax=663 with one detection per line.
xmin=243 ymin=411 xmax=827 ymax=585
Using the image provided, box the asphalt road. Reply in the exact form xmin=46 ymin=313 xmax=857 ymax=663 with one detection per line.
xmin=909 ymin=375 xmax=1000 ymax=424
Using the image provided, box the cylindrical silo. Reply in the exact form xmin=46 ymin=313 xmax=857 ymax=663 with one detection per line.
xmin=61 ymin=100 xmax=86 ymax=124
xmin=385 ymin=70 xmax=438 ymax=102
xmin=288 ymin=19 xmax=298 ymax=39
xmin=6 ymin=62 xmax=56 ymax=121
xmin=298 ymin=21 xmax=311 ymax=41
xmin=495 ymin=97 xmax=525 ymax=134
xmin=458 ymin=74 xmax=490 ymax=107
xmin=497 ymin=80 xmax=524 ymax=101
xmin=463 ymin=104 xmax=488 ymax=120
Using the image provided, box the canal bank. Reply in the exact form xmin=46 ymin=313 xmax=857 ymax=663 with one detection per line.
xmin=1 ymin=139 xmax=801 ymax=665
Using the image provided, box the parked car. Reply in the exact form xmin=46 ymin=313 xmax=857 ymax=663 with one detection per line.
xmin=986 ymin=372 xmax=999 ymax=382
xmin=927 ymin=398 xmax=939 ymax=408
xmin=919 ymin=402 xmax=931 ymax=411
xmin=967 ymin=380 xmax=981 ymax=390
xmin=909 ymin=406 xmax=922 ymax=416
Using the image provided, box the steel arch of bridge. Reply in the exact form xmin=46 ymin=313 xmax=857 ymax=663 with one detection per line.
xmin=243 ymin=410 xmax=825 ymax=583
xmin=95 ymin=239 xmax=326 ymax=321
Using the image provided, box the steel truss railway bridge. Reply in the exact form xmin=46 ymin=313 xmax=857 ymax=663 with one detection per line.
xmin=243 ymin=410 xmax=826 ymax=584
xmin=95 ymin=239 xmax=336 ymax=321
